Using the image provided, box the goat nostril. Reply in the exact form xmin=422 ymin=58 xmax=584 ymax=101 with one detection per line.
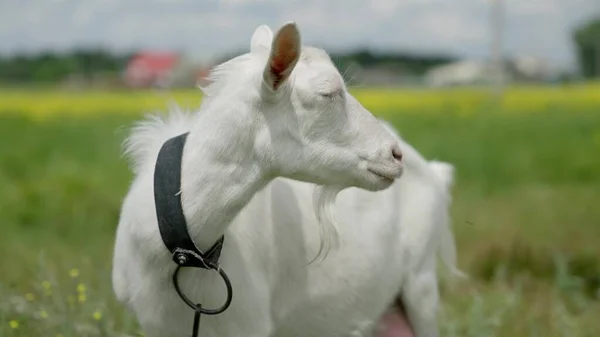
xmin=392 ymin=146 xmax=403 ymax=161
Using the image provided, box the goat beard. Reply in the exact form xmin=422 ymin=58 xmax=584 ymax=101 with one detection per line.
xmin=311 ymin=185 xmax=342 ymax=264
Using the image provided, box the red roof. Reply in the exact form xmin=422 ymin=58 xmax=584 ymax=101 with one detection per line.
xmin=129 ymin=52 xmax=178 ymax=70
xmin=124 ymin=52 xmax=179 ymax=87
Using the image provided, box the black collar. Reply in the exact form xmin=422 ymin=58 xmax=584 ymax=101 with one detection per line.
xmin=152 ymin=132 xmax=232 ymax=337
xmin=153 ymin=132 xmax=224 ymax=269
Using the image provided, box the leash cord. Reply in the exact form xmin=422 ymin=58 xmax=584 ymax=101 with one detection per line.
xmin=192 ymin=306 xmax=202 ymax=337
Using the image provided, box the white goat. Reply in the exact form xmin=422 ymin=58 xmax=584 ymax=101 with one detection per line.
xmin=111 ymin=22 xmax=462 ymax=337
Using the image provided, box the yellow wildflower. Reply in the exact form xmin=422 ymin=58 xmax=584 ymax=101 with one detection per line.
xmin=92 ymin=310 xmax=103 ymax=321
xmin=56 ymin=334 xmax=64 ymax=337
xmin=42 ymin=281 xmax=51 ymax=289
xmin=9 ymin=320 xmax=19 ymax=329
xmin=77 ymin=283 xmax=87 ymax=293
xmin=78 ymin=293 xmax=87 ymax=303
xmin=25 ymin=293 xmax=35 ymax=301
xmin=45 ymin=289 xmax=52 ymax=297
xmin=69 ymin=268 xmax=80 ymax=278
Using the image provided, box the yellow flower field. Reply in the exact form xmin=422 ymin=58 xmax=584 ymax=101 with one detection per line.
xmin=1 ymin=82 xmax=599 ymax=121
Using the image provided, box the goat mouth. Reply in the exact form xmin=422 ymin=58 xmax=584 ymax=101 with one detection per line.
xmin=367 ymin=168 xmax=398 ymax=182
xmin=375 ymin=297 xmax=414 ymax=337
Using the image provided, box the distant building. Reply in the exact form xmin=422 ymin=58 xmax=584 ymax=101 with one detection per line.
xmin=424 ymin=60 xmax=493 ymax=87
xmin=124 ymin=52 xmax=180 ymax=88
xmin=424 ymin=56 xmax=561 ymax=87
xmin=509 ymin=56 xmax=559 ymax=82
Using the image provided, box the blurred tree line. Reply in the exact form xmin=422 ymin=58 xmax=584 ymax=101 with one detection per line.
xmin=0 ymin=49 xmax=131 ymax=84
xmin=574 ymin=16 xmax=600 ymax=78
xmin=330 ymin=50 xmax=455 ymax=75
xmin=0 ymin=46 xmax=455 ymax=86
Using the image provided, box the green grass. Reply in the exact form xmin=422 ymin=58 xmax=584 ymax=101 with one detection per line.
xmin=1 ymin=105 xmax=599 ymax=336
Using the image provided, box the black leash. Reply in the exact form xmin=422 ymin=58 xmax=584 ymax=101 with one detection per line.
xmin=153 ymin=132 xmax=233 ymax=337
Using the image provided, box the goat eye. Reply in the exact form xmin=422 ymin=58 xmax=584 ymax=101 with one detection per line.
xmin=319 ymin=92 xmax=336 ymax=99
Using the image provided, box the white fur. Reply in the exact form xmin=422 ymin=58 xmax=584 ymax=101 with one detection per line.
xmin=111 ymin=22 xmax=462 ymax=337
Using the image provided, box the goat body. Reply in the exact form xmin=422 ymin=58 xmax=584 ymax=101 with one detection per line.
xmin=111 ymin=22 xmax=461 ymax=337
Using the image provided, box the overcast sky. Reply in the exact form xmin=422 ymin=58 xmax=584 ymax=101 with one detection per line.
xmin=1 ymin=0 xmax=599 ymax=70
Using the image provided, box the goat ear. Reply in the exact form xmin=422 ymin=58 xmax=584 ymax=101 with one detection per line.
xmin=251 ymin=25 xmax=273 ymax=53
xmin=263 ymin=21 xmax=301 ymax=91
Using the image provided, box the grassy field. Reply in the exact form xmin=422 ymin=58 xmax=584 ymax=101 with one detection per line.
xmin=1 ymin=85 xmax=599 ymax=336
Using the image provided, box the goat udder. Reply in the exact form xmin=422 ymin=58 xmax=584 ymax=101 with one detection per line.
xmin=376 ymin=299 xmax=414 ymax=337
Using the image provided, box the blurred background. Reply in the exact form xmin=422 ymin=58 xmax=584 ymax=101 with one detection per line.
xmin=0 ymin=1 xmax=599 ymax=336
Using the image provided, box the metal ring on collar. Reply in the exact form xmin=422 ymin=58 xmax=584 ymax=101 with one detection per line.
xmin=172 ymin=264 xmax=233 ymax=315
